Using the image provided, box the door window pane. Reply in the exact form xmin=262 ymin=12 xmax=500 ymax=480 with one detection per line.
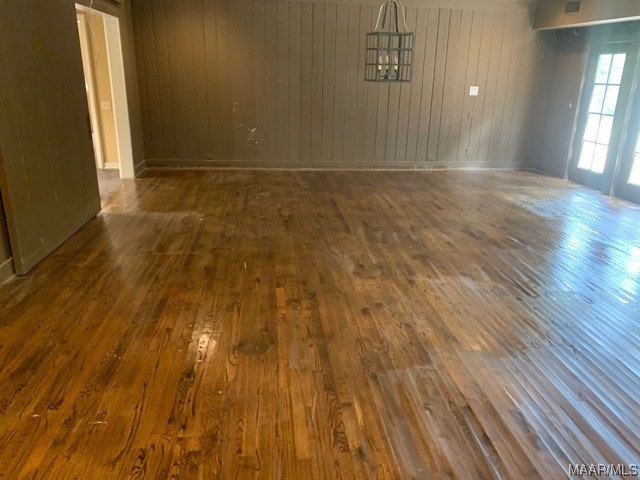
xmin=609 ymin=54 xmax=626 ymax=84
xmin=589 ymin=85 xmax=606 ymax=113
xmin=602 ymin=86 xmax=620 ymax=115
xmin=597 ymin=115 xmax=613 ymax=144
xmin=629 ymin=135 xmax=640 ymax=186
xmin=579 ymin=141 xmax=596 ymax=170
xmin=592 ymin=144 xmax=609 ymax=174
xmin=629 ymin=153 xmax=640 ymax=186
xmin=595 ymin=54 xmax=613 ymax=83
xmin=584 ymin=114 xmax=600 ymax=142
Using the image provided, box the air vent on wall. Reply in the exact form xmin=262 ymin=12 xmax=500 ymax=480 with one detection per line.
xmin=565 ymin=1 xmax=581 ymax=15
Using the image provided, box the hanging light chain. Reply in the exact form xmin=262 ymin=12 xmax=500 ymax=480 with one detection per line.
xmin=374 ymin=0 xmax=409 ymax=33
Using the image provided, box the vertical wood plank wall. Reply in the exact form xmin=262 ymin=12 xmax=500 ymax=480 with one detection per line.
xmin=532 ymin=30 xmax=584 ymax=177
xmin=133 ymin=0 xmax=548 ymax=169
xmin=0 ymin=0 xmax=101 ymax=274
xmin=0 ymin=0 xmax=144 ymax=276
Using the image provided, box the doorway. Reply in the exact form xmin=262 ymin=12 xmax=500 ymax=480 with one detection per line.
xmin=569 ymin=37 xmax=640 ymax=204
xmin=75 ymin=4 xmax=135 ymax=200
xmin=615 ymin=83 xmax=640 ymax=204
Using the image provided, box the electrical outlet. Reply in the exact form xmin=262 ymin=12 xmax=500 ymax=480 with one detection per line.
xmin=101 ymin=101 xmax=111 ymax=111
xmin=469 ymin=86 xmax=479 ymax=96
xmin=465 ymin=148 xmax=472 ymax=156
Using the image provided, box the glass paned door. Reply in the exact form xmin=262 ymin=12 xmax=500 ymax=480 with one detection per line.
xmin=569 ymin=44 xmax=635 ymax=193
xmin=615 ymin=100 xmax=640 ymax=204
xmin=577 ymin=54 xmax=625 ymax=173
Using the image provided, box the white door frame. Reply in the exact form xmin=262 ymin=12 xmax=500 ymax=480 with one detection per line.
xmin=76 ymin=5 xmax=135 ymax=179
xmin=76 ymin=11 xmax=105 ymax=170
xmin=103 ymin=14 xmax=135 ymax=179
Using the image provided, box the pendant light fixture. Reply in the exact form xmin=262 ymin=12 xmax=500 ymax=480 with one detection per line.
xmin=365 ymin=0 xmax=414 ymax=83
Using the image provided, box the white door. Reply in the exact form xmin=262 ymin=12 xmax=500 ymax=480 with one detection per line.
xmin=76 ymin=12 xmax=104 ymax=169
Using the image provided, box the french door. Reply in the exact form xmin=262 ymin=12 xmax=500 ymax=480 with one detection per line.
xmin=569 ymin=44 xmax=637 ymax=193
xmin=569 ymin=38 xmax=640 ymax=204
xmin=615 ymin=89 xmax=640 ymax=204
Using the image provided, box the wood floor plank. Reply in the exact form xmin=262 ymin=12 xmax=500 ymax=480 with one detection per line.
xmin=0 ymin=169 xmax=639 ymax=479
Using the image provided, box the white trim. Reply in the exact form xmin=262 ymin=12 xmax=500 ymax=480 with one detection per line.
xmin=76 ymin=12 xmax=105 ymax=170
xmin=535 ymin=16 xmax=640 ymax=31
xmin=103 ymin=14 xmax=135 ymax=179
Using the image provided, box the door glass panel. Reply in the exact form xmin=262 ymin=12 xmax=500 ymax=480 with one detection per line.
xmin=609 ymin=54 xmax=626 ymax=84
xmin=578 ymin=52 xmax=627 ymax=174
xmin=597 ymin=115 xmax=613 ymax=144
xmin=579 ymin=141 xmax=596 ymax=169
xmin=592 ymin=144 xmax=608 ymax=173
xmin=629 ymin=139 xmax=640 ymax=186
xmin=584 ymin=114 xmax=600 ymax=141
xmin=595 ymin=54 xmax=612 ymax=83
xmin=589 ymin=86 xmax=606 ymax=112
xmin=602 ymin=86 xmax=620 ymax=115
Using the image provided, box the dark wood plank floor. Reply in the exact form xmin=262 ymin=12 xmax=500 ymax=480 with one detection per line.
xmin=0 ymin=169 xmax=639 ymax=479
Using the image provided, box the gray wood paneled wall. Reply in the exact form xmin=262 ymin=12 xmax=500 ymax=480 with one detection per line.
xmin=133 ymin=0 xmax=551 ymax=169
xmin=532 ymin=29 xmax=584 ymax=177
xmin=0 ymin=0 xmax=145 ymax=276
xmin=0 ymin=0 xmax=101 ymax=274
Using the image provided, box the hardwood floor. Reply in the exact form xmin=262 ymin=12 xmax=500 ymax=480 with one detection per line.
xmin=97 ymin=168 xmax=123 ymax=202
xmin=0 ymin=169 xmax=639 ymax=479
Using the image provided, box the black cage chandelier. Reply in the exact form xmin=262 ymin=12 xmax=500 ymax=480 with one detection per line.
xmin=365 ymin=0 xmax=415 ymax=83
